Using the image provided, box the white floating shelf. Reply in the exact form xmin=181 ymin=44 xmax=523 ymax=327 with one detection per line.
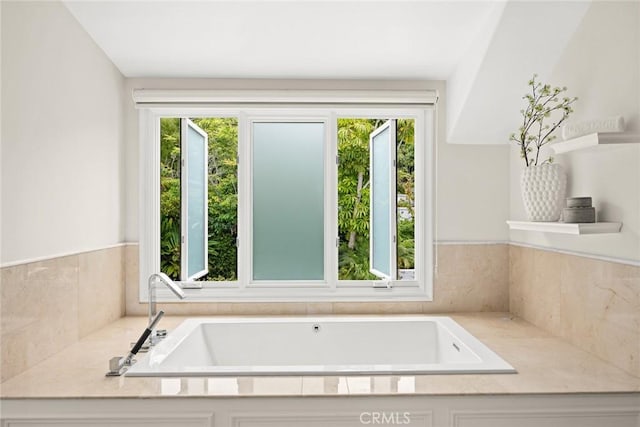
xmin=550 ymin=132 xmax=640 ymax=154
xmin=507 ymin=220 xmax=622 ymax=235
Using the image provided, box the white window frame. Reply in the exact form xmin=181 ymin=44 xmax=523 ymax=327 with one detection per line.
xmin=136 ymin=90 xmax=436 ymax=302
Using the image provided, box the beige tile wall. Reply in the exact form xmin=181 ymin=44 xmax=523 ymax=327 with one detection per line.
xmin=124 ymin=243 xmax=510 ymax=316
xmin=509 ymin=245 xmax=640 ymax=377
xmin=0 ymin=246 xmax=125 ymax=382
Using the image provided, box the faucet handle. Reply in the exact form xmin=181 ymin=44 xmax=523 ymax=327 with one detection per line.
xmin=109 ymin=356 xmax=123 ymax=371
xmin=106 ymin=356 xmax=127 ymax=376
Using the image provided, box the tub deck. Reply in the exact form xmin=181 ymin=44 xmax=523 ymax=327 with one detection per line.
xmin=0 ymin=313 xmax=638 ymax=398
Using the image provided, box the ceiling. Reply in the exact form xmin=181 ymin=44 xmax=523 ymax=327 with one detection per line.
xmin=62 ymin=1 xmax=500 ymax=79
xmin=62 ymin=1 xmax=596 ymax=144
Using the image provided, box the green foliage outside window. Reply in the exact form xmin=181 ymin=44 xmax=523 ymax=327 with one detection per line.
xmin=160 ymin=117 xmax=238 ymax=281
xmin=337 ymin=119 xmax=415 ymax=279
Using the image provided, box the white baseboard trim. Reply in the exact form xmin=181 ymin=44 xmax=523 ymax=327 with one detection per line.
xmin=435 ymin=240 xmax=509 ymax=245
xmin=509 ymin=241 xmax=640 ymax=267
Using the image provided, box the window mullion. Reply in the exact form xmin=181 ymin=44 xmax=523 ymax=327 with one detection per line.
xmin=328 ymin=113 xmax=338 ymax=289
xmin=237 ymin=112 xmax=250 ymax=289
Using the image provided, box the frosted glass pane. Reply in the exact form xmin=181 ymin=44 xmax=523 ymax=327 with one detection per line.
xmin=186 ymin=123 xmax=207 ymax=279
xmin=371 ymin=126 xmax=392 ymax=278
xmin=253 ymin=122 xmax=324 ymax=281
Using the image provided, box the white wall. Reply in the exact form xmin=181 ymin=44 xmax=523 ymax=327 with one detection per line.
xmin=123 ymin=79 xmax=511 ymax=244
xmin=447 ymin=1 xmax=590 ymax=145
xmin=0 ymin=0 xmax=3 ymax=265
xmin=509 ymin=1 xmax=640 ymax=262
xmin=436 ymin=91 xmax=510 ymax=242
xmin=1 ymin=1 xmax=125 ymax=264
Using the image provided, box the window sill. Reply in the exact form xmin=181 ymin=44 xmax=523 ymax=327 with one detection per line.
xmin=144 ymin=286 xmax=433 ymax=303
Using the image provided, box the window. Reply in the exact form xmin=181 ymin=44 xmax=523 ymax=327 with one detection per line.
xmin=181 ymin=119 xmax=209 ymax=281
xmin=370 ymin=120 xmax=397 ymax=280
xmin=159 ymin=118 xmax=238 ymax=282
xmin=252 ymin=121 xmax=325 ymax=282
xmin=337 ymin=118 xmax=415 ymax=282
xmin=138 ymin=90 xmax=436 ymax=301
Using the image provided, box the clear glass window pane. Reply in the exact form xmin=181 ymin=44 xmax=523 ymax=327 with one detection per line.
xmin=160 ymin=118 xmax=182 ymax=280
xmin=252 ymin=122 xmax=325 ymax=281
xmin=338 ymin=118 xmax=415 ymax=281
xmin=160 ymin=117 xmax=238 ymax=281
xmin=396 ymin=119 xmax=416 ymax=281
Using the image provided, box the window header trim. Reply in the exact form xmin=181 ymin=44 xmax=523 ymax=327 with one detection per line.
xmin=132 ymin=89 xmax=438 ymax=108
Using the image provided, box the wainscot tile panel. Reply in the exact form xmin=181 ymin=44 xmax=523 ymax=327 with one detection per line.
xmin=124 ymin=243 xmax=510 ymax=316
xmin=0 ymin=246 xmax=125 ymax=381
xmin=509 ymin=245 xmax=640 ymax=377
xmin=78 ymin=246 xmax=125 ymax=338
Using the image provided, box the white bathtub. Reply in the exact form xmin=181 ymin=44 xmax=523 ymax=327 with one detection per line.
xmin=125 ymin=316 xmax=516 ymax=376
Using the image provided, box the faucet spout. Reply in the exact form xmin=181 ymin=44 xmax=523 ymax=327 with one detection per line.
xmin=147 ymin=273 xmax=186 ymax=346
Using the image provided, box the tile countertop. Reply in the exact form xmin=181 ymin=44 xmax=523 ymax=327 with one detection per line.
xmin=0 ymin=313 xmax=638 ymax=399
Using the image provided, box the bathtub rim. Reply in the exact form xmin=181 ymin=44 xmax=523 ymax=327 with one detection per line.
xmin=125 ymin=315 xmax=517 ymax=377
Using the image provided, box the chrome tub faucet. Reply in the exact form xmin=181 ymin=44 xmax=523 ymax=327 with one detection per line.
xmin=148 ymin=272 xmax=186 ymax=345
xmin=106 ymin=310 xmax=165 ymax=377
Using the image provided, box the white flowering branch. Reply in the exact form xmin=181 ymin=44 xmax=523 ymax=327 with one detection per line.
xmin=510 ymin=74 xmax=578 ymax=167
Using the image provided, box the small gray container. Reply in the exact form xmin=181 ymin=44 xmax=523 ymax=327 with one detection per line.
xmin=563 ymin=207 xmax=596 ymax=223
xmin=566 ymin=197 xmax=592 ymax=208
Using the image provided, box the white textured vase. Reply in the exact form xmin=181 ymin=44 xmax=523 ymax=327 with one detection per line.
xmin=520 ymin=164 xmax=567 ymax=222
